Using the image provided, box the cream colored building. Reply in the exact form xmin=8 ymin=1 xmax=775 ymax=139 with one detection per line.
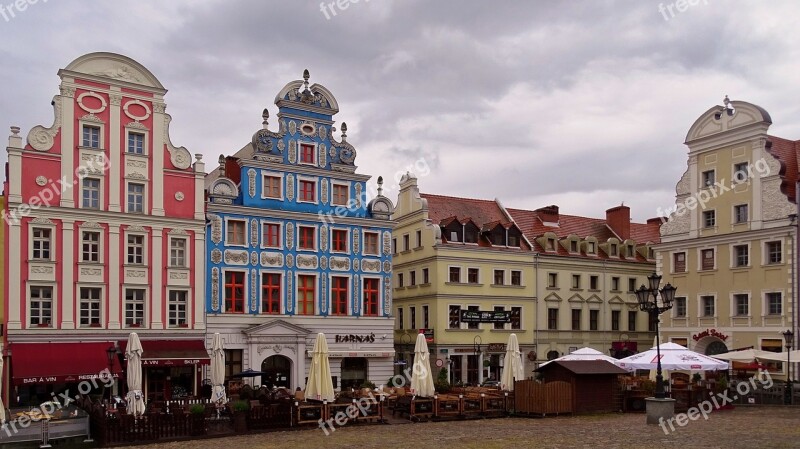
xmin=658 ymin=98 xmax=797 ymax=378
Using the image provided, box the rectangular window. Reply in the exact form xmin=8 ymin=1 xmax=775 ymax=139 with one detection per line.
xmin=300 ymin=143 xmax=315 ymax=164
xmin=32 ymin=228 xmax=51 ymax=260
xmin=224 ymin=272 xmax=246 ymax=313
xmin=734 ymin=294 xmax=749 ymax=316
xmin=626 ymin=245 xmax=635 ymax=258
xmin=299 ymin=180 xmax=316 ymax=202
xmin=511 ymin=270 xmax=521 ymax=286
xmin=392 ymin=238 xmax=397 ymax=254
xmin=733 ymin=162 xmax=748 ymax=182
xmin=548 ymin=273 xmax=558 ymax=288
xmin=611 ymin=310 xmax=620 ymax=331
xmin=467 ymin=268 xmax=479 ymax=284
xmin=734 ymin=204 xmax=748 ymax=224
xmin=767 ymin=292 xmax=782 ymax=315
xmin=627 ymin=310 xmax=637 ymax=331
xmin=297 ymin=275 xmax=315 ymax=315
xmin=467 ymin=305 xmax=479 ymax=330
xmin=494 ymin=270 xmax=505 ymax=286
xmin=546 ymin=238 xmax=556 ymax=251
xmin=226 ymin=220 xmax=246 ymax=246
xmin=332 ymin=229 xmax=348 ymax=253
xmin=30 ymin=286 xmax=52 ymax=326
xmin=766 ymin=241 xmax=782 ymax=264
xmin=701 ymin=295 xmax=715 ymax=317
xmin=701 ymin=249 xmax=715 ymax=270
xmin=571 ymin=309 xmax=581 ymax=331
xmin=674 ymin=297 xmax=687 ymax=317
xmin=397 ymin=273 xmax=404 ymax=287
xmin=587 ymin=241 xmax=596 ymax=254
xmin=262 ymin=273 xmax=281 ymax=314
xmin=511 ymin=307 xmax=521 ymax=330
xmin=170 ymin=237 xmax=186 ymax=267
xmin=703 ymin=210 xmax=716 ymax=228
xmin=547 ymin=308 xmax=558 ymax=330
xmin=398 ymin=307 xmax=404 ymax=329
xmin=611 ymin=277 xmax=620 ymax=291
xmin=299 ymin=226 xmax=316 ymax=250
xmin=570 ymin=240 xmax=578 ymax=253
xmin=124 ymin=289 xmax=144 ymax=326
xmin=449 ymin=267 xmax=461 ymax=283
xmin=127 ymin=234 xmax=144 ymax=264
xmin=332 ymin=184 xmax=348 ymax=205
xmin=225 ymin=349 xmax=243 ymax=379
xmin=403 ymin=234 xmax=410 ymax=251
xmin=422 ymin=268 xmax=430 ymax=284
xmin=82 ymin=125 xmax=100 ymax=148
xmin=263 ymin=223 xmax=281 ymax=248
xmin=82 ymin=178 xmax=100 ymax=209
xmin=364 ymin=278 xmax=380 ymax=316
xmin=609 ymin=244 xmax=618 ymax=256
xmin=79 ymin=287 xmax=101 ymax=326
xmin=410 ymin=271 xmax=416 ymax=286
xmin=449 ymin=305 xmax=461 ymax=329
xmin=571 ymin=274 xmax=580 ymax=289
xmin=364 ymin=232 xmax=379 ymax=255
xmin=331 ymin=276 xmax=348 ymax=316
xmin=416 ymin=230 xmax=422 ymax=248
xmin=422 ymin=305 xmax=429 ymax=329
xmin=128 ymin=132 xmax=144 ymax=154
xmin=410 ymin=306 xmax=417 ymax=329
xmin=168 ymin=290 xmax=188 ymax=327
xmin=494 ymin=306 xmax=506 ymax=330
xmin=628 ymin=277 xmax=637 ymax=293
xmin=589 ymin=310 xmax=599 ymax=331
xmin=263 ymin=175 xmax=282 ymax=199
xmin=674 ymin=252 xmax=686 ymax=272
xmin=589 ymin=275 xmax=598 ymax=290
xmin=127 ymin=183 xmax=144 ymax=213
xmin=702 ymin=170 xmax=715 ymax=187
xmin=82 ymin=231 xmax=100 ymax=262
xmin=733 ymin=244 xmax=749 ymax=267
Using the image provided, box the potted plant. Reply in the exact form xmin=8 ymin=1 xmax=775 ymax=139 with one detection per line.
xmin=189 ymin=404 xmax=206 ymax=436
xmin=231 ymin=400 xmax=249 ymax=432
xmin=692 ymin=373 xmax=702 ymax=385
xmin=434 ymin=368 xmax=451 ymax=393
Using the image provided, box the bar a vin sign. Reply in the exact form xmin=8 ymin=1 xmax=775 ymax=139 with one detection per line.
xmin=460 ymin=310 xmax=511 ymax=323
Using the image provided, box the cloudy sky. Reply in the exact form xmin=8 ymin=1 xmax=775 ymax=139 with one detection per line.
xmin=1 ymin=0 xmax=798 ymax=222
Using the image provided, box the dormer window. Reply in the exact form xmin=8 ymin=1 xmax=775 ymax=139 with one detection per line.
xmin=508 ymin=234 xmax=518 ymax=247
xmin=626 ymin=245 xmax=635 ymax=258
xmin=546 ymin=238 xmax=556 ymax=251
xmin=587 ymin=241 xmax=596 ymax=255
xmin=489 ymin=227 xmax=506 ymax=246
xmin=464 ymin=223 xmax=479 ymax=244
xmin=570 ymin=240 xmax=578 ymax=253
xmin=610 ymin=244 xmax=618 ymax=256
xmin=507 ymin=227 xmax=521 ymax=248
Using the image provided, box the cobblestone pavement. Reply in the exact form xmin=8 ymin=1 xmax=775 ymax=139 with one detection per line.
xmin=119 ymin=407 xmax=800 ymax=449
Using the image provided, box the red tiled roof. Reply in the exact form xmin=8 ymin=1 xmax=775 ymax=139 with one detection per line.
xmin=422 ymin=194 xmax=510 ymax=226
xmin=767 ymin=135 xmax=800 ymax=203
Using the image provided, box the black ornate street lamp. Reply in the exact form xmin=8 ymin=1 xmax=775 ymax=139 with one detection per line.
xmin=783 ymin=329 xmax=793 ymax=405
xmin=106 ymin=345 xmax=117 ymax=403
xmin=635 ymin=273 xmax=677 ymax=400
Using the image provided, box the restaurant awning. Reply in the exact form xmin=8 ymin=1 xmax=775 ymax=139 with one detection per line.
xmin=11 ymin=342 xmax=123 ymax=386
xmin=119 ymin=339 xmax=209 ymax=367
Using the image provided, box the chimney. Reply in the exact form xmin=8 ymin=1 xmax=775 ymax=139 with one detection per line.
xmin=646 ymin=217 xmax=664 ymax=238
xmin=536 ymin=205 xmax=559 ymax=224
xmin=606 ymin=205 xmax=630 ymax=240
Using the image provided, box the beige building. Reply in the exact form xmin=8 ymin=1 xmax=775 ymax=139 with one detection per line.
xmin=658 ymin=98 xmax=798 ymax=377
xmin=392 ymin=173 xmax=660 ymax=385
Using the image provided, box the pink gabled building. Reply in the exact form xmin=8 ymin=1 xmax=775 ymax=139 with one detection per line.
xmin=4 ymin=52 xmax=208 ymax=405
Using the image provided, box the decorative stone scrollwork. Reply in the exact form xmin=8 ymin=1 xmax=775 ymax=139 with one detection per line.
xmin=211 ymin=248 xmax=222 ymax=264
xmin=319 ymin=125 xmax=327 ymax=140
xmin=288 ymin=141 xmax=297 ymax=164
xmin=355 ymin=183 xmax=363 ymax=208
xmin=81 ymin=267 xmax=102 ymax=276
xmin=164 ymin=114 xmax=192 ymax=170
xmin=109 ymin=94 xmax=122 ymax=106
xmin=251 ymin=269 xmax=258 ymax=312
xmin=321 ymin=277 xmax=328 ymax=314
xmin=77 ymin=91 xmax=108 ymax=114
xmin=248 ymin=169 xmax=256 ymax=198
xmin=320 ymin=225 xmax=328 ymax=251
xmin=27 ymin=96 xmax=62 ymax=152
xmin=320 ymin=256 xmax=328 ymax=270
xmin=319 ymin=144 xmax=327 ymax=168
xmin=60 ymin=86 xmax=76 ymax=98
xmin=286 ymin=274 xmax=293 ymax=313
xmin=362 ymin=260 xmax=381 ymax=272
xmin=123 ymin=99 xmax=152 ymax=122
xmin=209 ymin=214 xmax=222 ymax=244
xmin=211 ymin=267 xmax=220 ymax=310
xmin=174 ymin=191 xmax=185 ymax=201
xmin=224 ymin=250 xmax=249 ymax=265
xmin=382 ymin=231 xmax=391 ymax=255
xmin=35 ymin=176 xmax=47 ymax=186
xmin=383 ymin=260 xmax=392 ymax=273
xmin=286 ymin=224 xmax=294 ymax=249
xmin=353 ymin=259 xmax=360 ymax=272
xmin=250 ymin=219 xmax=258 ymax=247
xmin=286 ymin=254 xmax=295 ymax=268
xmin=127 ymin=225 xmax=146 ymax=232
xmin=330 ymin=257 xmax=351 ymax=271
xmin=353 ymin=275 xmax=360 ymax=315
xmin=32 ymin=217 xmax=55 ymax=225
xmin=321 ymin=179 xmax=329 ymax=205
xmin=250 ymin=251 xmax=258 ymax=266
xmin=353 ymin=232 xmax=360 ymax=254
xmin=286 ymin=174 xmax=295 ymax=202
xmin=384 ymin=276 xmax=392 ymax=312
xmin=289 ymin=121 xmax=297 ymax=135
xmin=277 ymin=139 xmax=285 ymax=153
xmin=297 ymin=255 xmax=319 ymax=269
xmin=261 ymin=252 xmax=284 ymax=267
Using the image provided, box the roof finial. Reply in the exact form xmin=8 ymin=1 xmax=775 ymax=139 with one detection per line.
xmin=723 ymin=94 xmax=730 ymax=106
xmin=303 ymin=69 xmax=310 ymax=90
xmin=377 ymin=176 xmax=384 ymax=196
xmin=341 ymin=122 xmax=348 ymax=141
xmin=262 ymin=108 xmax=269 ymax=129
xmin=218 ymin=154 xmax=225 ymax=174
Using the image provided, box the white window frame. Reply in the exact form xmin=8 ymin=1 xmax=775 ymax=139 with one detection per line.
xmin=466 ymin=267 xmax=481 ymax=284
xmin=81 ymin=177 xmax=103 ymax=210
xmin=330 ymin=180 xmax=351 ymax=206
xmin=169 ymin=236 xmax=188 ymax=268
xmin=730 ymin=292 xmax=750 ymax=317
xmin=698 ymin=246 xmax=716 ymax=271
xmin=328 ymin=273 xmax=352 ymax=317
xmin=224 ymin=217 xmax=249 ymax=247
xmin=295 ymin=272 xmax=319 ymax=316
xmin=672 ymin=296 xmax=688 ymax=318
xmin=703 ymin=209 xmax=716 ymax=228
xmin=78 ymin=285 xmax=104 ymax=327
xmin=672 ymin=251 xmax=687 ymax=273
xmin=125 ymin=181 xmax=146 ymax=214
xmin=125 ymin=128 xmax=148 ymax=155
xmin=586 ymin=239 xmax=598 ymax=256
xmin=222 ymin=268 xmax=249 ymax=314
xmin=28 ymin=284 xmax=55 ymax=327
xmin=260 ymin=220 xmax=283 ymax=250
xmin=330 ymin=227 xmax=350 ymax=254
xmin=448 ymin=304 xmax=464 ymax=329
xmin=123 ymin=287 xmax=147 ymax=327
xmin=733 ymin=203 xmax=749 ymax=224
xmin=125 ymin=231 xmax=147 ymax=265
xmin=296 ymin=175 xmax=319 ymax=204
xmin=80 ymin=227 xmax=104 ymax=263
xmin=448 ymin=265 xmax=463 ymax=283
xmin=261 ymin=171 xmax=285 ymax=200
xmin=260 ymin=270 xmax=284 ymax=315
xmin=297 ymin=223 xmax=319 ymax=252
xmin=510 ymin=305 xmax=523 ymax=330
xmin=730 ymin=242 xmax=750 ymax=268
xmin=763 ymin=291 xmax=784 ymax=316
xmin=698 ymin=294 xmax=716 ymax=318
xmin=362 ymin=230 xmax=380 ymax=256
xmin=167 ymin=288 xmax=189 ymax=327
xmin=493 ymin=304 xmax=507 ymax=330
xmin=763 ymin=240 xmax=783 ymax=265
xmin=362 ymin=274 xmax=384 ymax=317
xmin=701 ymin=169 xmax=716 ymax=188
xmin=298 ymin=141 xmax=318 ymax=166
xmin=510 ymin=270 xmax=523 ymax=286
xmin=29 ymin=223 xmax=55 ymax=262
xmin=493 ymin=269 xmax=506 ymax=286
xmin=80 ymin=121 xmax=104 ymax=150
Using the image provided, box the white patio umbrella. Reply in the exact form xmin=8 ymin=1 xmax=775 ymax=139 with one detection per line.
xmin=410 ymin=333 xmax=435 ymax=397
xmin=125 ymin=333 xmax=146 ymax=416
xmin=305 ymin=333 xmax=335 ymax=402
xmin=500 ymin=334 xmax=524 ymax=391
xmin=752 ymin=350 xmax=800 ymax=363
xmin=0 ymin=357 xmax=5 ymax=423
xmin=711 ymin=348 xmax=777 ymax=362
xmin=617 ymin=342 xmax=729 ymax=371
xmin=210 ymin=333 xmax=227 ymax=405
xmin=539 ymin=347 xmax=624 ymax=368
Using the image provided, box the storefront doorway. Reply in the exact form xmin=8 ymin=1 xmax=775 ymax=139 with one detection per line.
xmin=341 ymin=357 xmax=368 ymax=389
xmin=261 ymin=355 xmax=292 ymax=389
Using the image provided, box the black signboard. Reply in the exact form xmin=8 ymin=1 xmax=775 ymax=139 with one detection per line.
xmin=460 ymin=310 xmax=511 ymax=323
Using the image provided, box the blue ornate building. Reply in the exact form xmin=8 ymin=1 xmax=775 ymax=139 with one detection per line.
xmin=205 ymin=71 xmax=396 ymax=391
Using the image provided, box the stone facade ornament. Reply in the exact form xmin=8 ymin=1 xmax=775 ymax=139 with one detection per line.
xmin=382 ymin=231 xmax=391 ymax=255
xmin=209 ymin=214 xmax=222 ymax=244
xmin=286 ymin=224 xmax=294 ymax=249
xmin=211 ymin=248 xmax=222 ymax=264
xmin=250 ymin=218 xmax=258 ymax=247
xmin=250 ymin=251 xmax=258 ymax=266
xmin=224 ymin=250 xmax=249 ymax=265
xmin=355 ymin=183 xmax=363 ymax=208
xmin=35 ymin=176 xmax=47 ymax=186
xmin=353 ymin=258 xmax=360 ymax=272
xmin=383 ymin=260 xmax=392 ymax=273
xmin=286 ymin=274 xmax=293 ymax=313
xmin=297 ymin=255 xmax=319 ymax=269
xmin=248 ymin=169 xmax=256 ymax=198
xmin=286 ymin=174 xmax=295 ymax=201
xmin=251 ymin=269 xmax=258 ymax=312
xmin=211 ymin=268 xmax=220 ymax=310
xmin=286 ymin=254 xmax=295 ymax=268
xmin=288 ymin=140 xmax=297 ymax=164
xmin=320 ymin=256 xmax=328 ymax=270
xmin=27 ymin=96 xmax=62 ymax=151
xmin=353 ymin=232 xmax=360 ymax=254
xmin=384 ymin=276 xmax=392 ymax=313
xmin=321 ymin=179 xmax=329 ymax=205
xmin=320 ymin=225 xmax=329 ymax=251
xmin=261 ymin=252 xmax=284 ymax=267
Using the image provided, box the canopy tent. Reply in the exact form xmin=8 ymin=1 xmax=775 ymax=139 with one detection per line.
xmin=539 ymin=347 xmax=624 ymax=368
xmin=617 ymin=342 xmax=729 ymax=371
xmin=711 ymin=348 xmax=777 ymax=362
xmin=500 ymin=334 xmax=524 ymax=391
xmin=752 ymin=350 xmax=800 ymax=363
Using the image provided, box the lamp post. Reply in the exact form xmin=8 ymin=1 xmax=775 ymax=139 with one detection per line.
xmin=106 ymin=346 xmax=117 ymax=403
xmin=473 ymin=336 xmax=482 ymax=386
xmin=783 ymin=329 xmax=793 ymax=405
xmin=635 ymin=273 xmax=677 ymax=400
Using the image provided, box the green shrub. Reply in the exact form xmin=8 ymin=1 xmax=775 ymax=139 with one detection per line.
xmin=232 ymin=400 xmax=249 ymax=412
xmin=189 ymin=404 xmax=205 ymax=415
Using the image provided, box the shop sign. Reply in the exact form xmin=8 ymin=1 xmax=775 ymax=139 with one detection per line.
xmin=421 ymin=328 xmax=434 ymax=343
xmin=487 ymin=343 xmax=506 ymax=352
xmin=460 ymin=310 xmax=511 ymax=323
xmin=692 ymin=328 xmax=729 ymax=342
xmin=334 ymin=333 xmax=376 ymax=343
